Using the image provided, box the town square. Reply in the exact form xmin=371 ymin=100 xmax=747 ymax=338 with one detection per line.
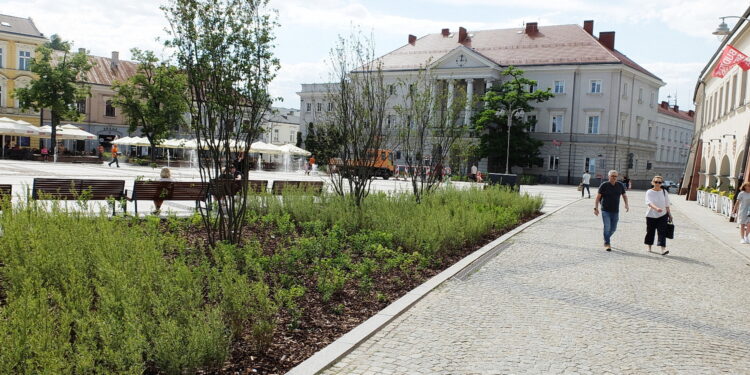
xmin=1 ymin=0 xmax=749 ymax=374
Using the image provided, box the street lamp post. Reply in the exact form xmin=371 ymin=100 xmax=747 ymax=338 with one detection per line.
xmin=499 ymin=107 xmax=524 ymax=174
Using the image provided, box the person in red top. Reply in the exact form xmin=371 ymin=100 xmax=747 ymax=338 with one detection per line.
xmin=108 ymin=144 xmax=120 ymax=168
xmin=40 ymin=146 xmax=49 ymax=162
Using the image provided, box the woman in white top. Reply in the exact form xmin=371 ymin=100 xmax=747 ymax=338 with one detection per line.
xmin=644 ymin=175 xmax=671 ymax=255
xmin=731 ymin=181 xmax=750 ymax=243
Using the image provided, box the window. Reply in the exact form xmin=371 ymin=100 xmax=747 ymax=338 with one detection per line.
xmin=661 ymin=128 xmax=665 ymax=140
xmin=636 ymin=123 xmax=641 ymax=139
xmin=590 ymin=80 xmax=602 ymax=93
xmin=18 ymin=50 xmax=31 ymax=71
xmin=638 ymin=88 xmax=643 ymax=103
xmin=650 ymin=92 xmax=655 ymax=107
xmin=648 ymin=126 xmax=652 ymax=140
xmin=623 ymin=83 xmax=628 ymax=98
xmin=327 ymin=102 xmax=333 ymax=111
xmin=587 ymin=115 xmax=600 ymax=134
xmin=316 ymin=103 xmax=322 ymax=112
xmin=76 ymin=100 xmax=86 ymax=114
xmin=529 ymin=83 xmax=537 ymax=93
xmin=554 ymin=81 xmax=565 ymax=94
xmin=387 ymin=114 xmax=394 ymax=128
xmin=389 ymin=84 xmax=396 ymax=95
xmin=668 ymin=129 xmax=672 ymax=142
xmin=273 ymin=129 xmax=279 ymax=142
xmin=105 ymin=100 xmax=115 ymax=117
xmin=290 ymin=133 xmax=295 ymax=142
xmin=547 ymin=155 xmax=559 ymax=170
xmin=306 ymin=103 xmax=311 ymax=112
xmin=526 ymin=114 xmax=537 ymax=132
xmin=551 ymin=115 xmax=563 ymax=133
xmin=0 ymin=47 xmax=3 ymax=68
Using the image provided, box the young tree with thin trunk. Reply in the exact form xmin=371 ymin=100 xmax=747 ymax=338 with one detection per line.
xmin=475 ymin=66 xmax=553 ymax=172
xmin=112 ymin=48 xmax=188 ymax=162
xmin=394 ymin=68 xmax=467 ymax=202
xmin=163 ymin=0 xmax=279 ymax=245
xmin=14 ymin=43 xmax=93 ymax=162
xmin=325 ymin=31 xmax=391 ymax=207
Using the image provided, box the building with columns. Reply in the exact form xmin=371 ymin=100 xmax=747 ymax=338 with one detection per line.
xmin=684 ymin=6 xmax=750 ymax=200
xmin=300 ymin=20 xmax=672 ymax=186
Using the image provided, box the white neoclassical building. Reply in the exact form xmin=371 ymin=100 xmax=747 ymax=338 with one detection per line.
xmin=684 ymin=6 xmax=750 ymax=199
xmin=654 ymin=102 xmax=695 ymax=184
xmin=300 ymin=20 xmax=673 ymax=186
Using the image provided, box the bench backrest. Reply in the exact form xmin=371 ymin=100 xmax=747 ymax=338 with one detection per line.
xmin=32 ymin=178 xmax=125 ymax=200
xmin=209 ymin=179 xmax=268 ymax=197
xmin=271 ymin=180 xmax=324 ymax=195
xmin=132 ymin=181 xmax=208 ymax=201
xmin=0 ymin=184 xmax=11 ymax=198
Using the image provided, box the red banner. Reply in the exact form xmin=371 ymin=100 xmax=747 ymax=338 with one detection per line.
xmin=712 ymin=45 xmax=750 ymax=78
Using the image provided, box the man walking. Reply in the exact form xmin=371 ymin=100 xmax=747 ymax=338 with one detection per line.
xmin=593 ymin=170 xmax=629 ymax=251
xmin=108 ymin=144 xmax=120 ymax=168
xmin=581 ymin=170 xmax=591 ymax=198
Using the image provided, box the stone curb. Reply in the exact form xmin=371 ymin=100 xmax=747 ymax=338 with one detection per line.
xmin=286 ymin=196 xmax=582 ymax=375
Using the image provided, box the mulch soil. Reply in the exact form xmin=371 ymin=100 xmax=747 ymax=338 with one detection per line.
xmin=173 ymin=212 xmax=540 ymax=375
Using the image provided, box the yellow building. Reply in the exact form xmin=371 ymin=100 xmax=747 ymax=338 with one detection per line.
xmin=0 ymin=14 xmax=47 ymax=150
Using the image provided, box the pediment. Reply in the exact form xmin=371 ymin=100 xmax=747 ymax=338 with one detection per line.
xmin=430 ymin=46 xmax=497 ymax=70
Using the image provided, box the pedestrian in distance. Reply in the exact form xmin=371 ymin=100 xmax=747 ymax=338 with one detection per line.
xmin=41 ymin=146 xmax=49 ymax=162
xmin=644 ymin=175 xmax=671 ymax=255
xmin=108 ymin=144 xmax=120 ymax=168
xmin=470 ymin=164 xmax=478 ymax=181
xmin=732 ymin=181 xmax=750 ymax=244
xmin=581 ymin=170 xmax=591 ymax=198
xmin=593 ymin=170 xmax=630 ymax=251
xmin=622 ymin=175 xmax=632 ymax=190
xmin=304 ymin=157 xmax=310 ymax=175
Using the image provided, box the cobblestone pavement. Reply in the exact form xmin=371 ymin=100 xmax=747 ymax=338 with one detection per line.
xmin=323 ymin=191 xmax=750 ymax=374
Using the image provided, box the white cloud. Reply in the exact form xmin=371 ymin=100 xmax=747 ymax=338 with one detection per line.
xmin=269 ymin=60 xmax=330 ymax=107
xmin=642 ymin=62 xmax=706 ymax=108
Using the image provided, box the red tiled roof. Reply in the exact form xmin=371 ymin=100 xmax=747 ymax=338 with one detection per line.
xmin=657 ymin=105 xmax=694 ymax=122
xmin=378 ymin=24 xmax=661 ymax=81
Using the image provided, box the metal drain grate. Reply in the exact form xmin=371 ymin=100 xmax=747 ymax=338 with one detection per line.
xmin=453 ymin=242 xmax=511 ymax=281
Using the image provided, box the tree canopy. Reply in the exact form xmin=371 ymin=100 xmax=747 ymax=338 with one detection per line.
xmin=112 ymin=48 xmax=188 ymax=160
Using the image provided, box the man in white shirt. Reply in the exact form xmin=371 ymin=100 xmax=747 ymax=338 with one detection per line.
xmin=470 ymin=164 xmax=478 ymax=181
xmin=581 ymin=170 xmax=592 ymax=198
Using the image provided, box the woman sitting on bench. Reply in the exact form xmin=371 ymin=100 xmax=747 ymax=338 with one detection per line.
xmin=153 ymin=168 xmax=173 ymax=214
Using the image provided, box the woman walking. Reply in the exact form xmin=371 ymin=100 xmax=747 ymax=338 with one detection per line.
xmin=732 ymin=181 xmax=750 ymax=243
xmin=645 ymin=175 xmax=671 ymax=255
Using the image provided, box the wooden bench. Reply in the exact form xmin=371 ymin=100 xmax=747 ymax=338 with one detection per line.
xmin=31 ymin=178 xmax=126 ymax=215
xmin=271 ymin=180 xmax=325 ymax=195
xmin=0 ymin=184 xmax=11 ymax=210
xmin=209 ymin=179 xmax=268 ymax=197
xmin=127 ymin=180 xmax=209 ymax=214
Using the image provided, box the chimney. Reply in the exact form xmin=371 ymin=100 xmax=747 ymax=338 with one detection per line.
xmin=408 ymin=34 xmax=417 ymax=46
xmin=688 ymin=110 xmax=695 ymax=117
xmin=458 ymin=27 xmax=467 ymax=43
xmin=111 ymin=51 xmax=119 ymax=68
xmin=583 ymin=20 xmax=594 ymax=35
xmin=78 ymin=48 xmax=86 ymax=55
xmin=661 ymin=101 xmax=669 ymax=109
xmin=598 ymin=31 xmax=615 ymax=50
xmin=442 ymin=28 xmax=450 ymax=37
xmin=525 ymin=22 xmax=539 ymax=35
xmin=673 ymin=105 xmax=679 ymax=112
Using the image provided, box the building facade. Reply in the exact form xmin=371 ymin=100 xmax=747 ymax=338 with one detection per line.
xmin=300 ymin=20 xmax=671 ymax=186
xmin=654 ymin=101 xmax=695 ymax=184
xmin=684 ymin=6 xmax=750 ymax=199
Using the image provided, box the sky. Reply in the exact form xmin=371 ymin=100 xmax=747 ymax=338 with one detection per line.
xmin=8 ymin=0 xmax=750 ymax=110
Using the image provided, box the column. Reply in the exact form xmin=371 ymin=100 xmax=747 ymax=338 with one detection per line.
xmin=465 ymin=78 xmax=474 ymax=125
xmin=447 ymin=79 xmax=455 ymax=111
xmin=484 ymin=79 xmax=494 ymax=107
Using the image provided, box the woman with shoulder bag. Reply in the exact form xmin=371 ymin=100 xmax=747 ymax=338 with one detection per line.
xmin=732 ymin=182 xmax=750 ymax=244
xmin=644 ymin=175 xmax=671 ymax=255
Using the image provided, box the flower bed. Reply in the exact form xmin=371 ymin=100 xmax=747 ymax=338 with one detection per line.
xmin=0 ymin=187 xmax=543 ymax=374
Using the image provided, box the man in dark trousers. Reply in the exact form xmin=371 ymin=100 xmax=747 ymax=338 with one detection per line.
xmin=593 ymin=169 xmax=629 ymax=251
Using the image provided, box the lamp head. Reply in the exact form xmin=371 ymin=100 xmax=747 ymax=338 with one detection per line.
xmin=713 ymin=17 xmax=731 ymax=36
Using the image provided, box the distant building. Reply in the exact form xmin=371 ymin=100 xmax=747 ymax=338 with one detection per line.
xmin=654 ymin=101 xmax=695 ymax=183
xmin=299 ymin=20 xmax=675 ymax=186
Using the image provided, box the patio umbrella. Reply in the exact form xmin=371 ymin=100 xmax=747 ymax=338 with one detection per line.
xmin=278 ymin=143 xmax=311 ymax=156
xmin=37 ymin=125 xmax=95 ymax=140
xmin=0 ymin=117 xmax=39 ymax=157
xmin=250 ymin=141 xmax=283 ymax=154
xmin=112 ymin=136 xmax=136 ymax=145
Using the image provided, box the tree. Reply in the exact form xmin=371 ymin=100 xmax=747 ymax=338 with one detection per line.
xmin=323 ymin=30 xmax=391 ymax=207
xmin=112 ymin=48 xmax=188 ymax=161
xmin=304 ymin=122 xmax=340 ymax=167
xmin=394 ymin=68 xmax=467 ymax=202
xmin=449 ymin=138 xmax=481 ymax=178
xmin=474 ymin=66 xmax=553 ymax=173
xmin=15 ymin=43 xmax=93 ymax=162
xmin=163 ymin=0 xmax=279 ymax=245
xmin=46 ymin=34 xmax=69 ymax=51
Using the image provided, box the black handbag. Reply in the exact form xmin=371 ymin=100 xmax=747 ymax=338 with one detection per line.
xmin=665 ymin=217 xmax=675 ymax=239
